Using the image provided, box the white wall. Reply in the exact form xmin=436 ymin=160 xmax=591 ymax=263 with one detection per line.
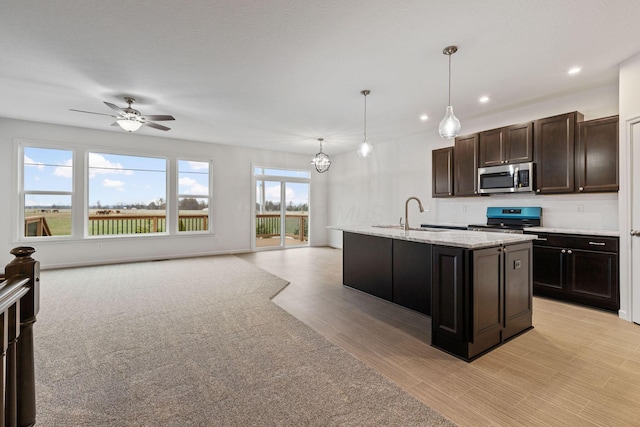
xmin=0 ymin=118 xmax=329 ymax=268
xmin=618 ymin=52 xmax=640 ymax=322
xmin=327 ymin=83 xmax=619 ymax=248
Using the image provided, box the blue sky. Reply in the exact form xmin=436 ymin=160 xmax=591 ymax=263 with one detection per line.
xmin=23 ymin=147 xmax=209 ymax=207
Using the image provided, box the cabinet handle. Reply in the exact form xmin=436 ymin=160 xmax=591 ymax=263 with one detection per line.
xmin=561 ymin=249 xmax=566 ymax=253
xmin=536 ymin=237 xmax=548 ymax=241
xmin=588 ymin=241 xmax=606 ymax=246
xmin=579 ymin=187 xmax=584 ymax=191
xmin=536 ymin=189 xmax=541 ymax=193
xmin=567 ymin=250 xmax=572 ymax=254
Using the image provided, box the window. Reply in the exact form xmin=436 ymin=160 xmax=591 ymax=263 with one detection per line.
xmin=22 ymin=147 xmax=73 ymax=237
xmin=88 ymin=152 xmax=167 ymax=236
xmin=178 ymin=160 xmax=210 ymax=232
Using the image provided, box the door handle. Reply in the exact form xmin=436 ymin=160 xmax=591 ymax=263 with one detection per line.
xmin=632 ymin=230 xmax=640 ymax=236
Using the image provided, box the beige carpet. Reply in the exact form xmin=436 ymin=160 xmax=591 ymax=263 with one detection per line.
xmin=34 ymin=255 xmax=455 ymax=426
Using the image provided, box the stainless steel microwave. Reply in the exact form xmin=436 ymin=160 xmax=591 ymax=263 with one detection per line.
xmin=478 ymin=162 xmax=534 ymax=194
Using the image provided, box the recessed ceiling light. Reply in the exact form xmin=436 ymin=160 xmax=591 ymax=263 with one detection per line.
xmin=568 ymin=66 xmax=582 ymax=75
xmin=420 ymin=114 xmax=428 ymax=121
xmin=479 ymin=96 xmax=490 ymax=103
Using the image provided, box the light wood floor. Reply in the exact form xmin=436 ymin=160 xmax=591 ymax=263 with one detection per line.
xmin=238 ymin=247 xmax=640 ymax=427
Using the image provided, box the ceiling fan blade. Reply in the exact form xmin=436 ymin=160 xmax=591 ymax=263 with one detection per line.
xmin=104 ymin=101 xmax=125 ymax=114
xmin=140 ymin=114 xmax=175 ymax=121
xmin=69 ymin=109 xmax=118 ymax=118
xmin=143 ymin=121 xmax=171 ymax=131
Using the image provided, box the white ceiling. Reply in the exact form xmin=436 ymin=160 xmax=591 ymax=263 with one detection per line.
xmin=2 ymin=0 xmax=640 ymax=155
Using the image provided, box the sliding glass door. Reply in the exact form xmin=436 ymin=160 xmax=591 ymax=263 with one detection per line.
xmin=254 ymin=167 xmax=310 ymax=250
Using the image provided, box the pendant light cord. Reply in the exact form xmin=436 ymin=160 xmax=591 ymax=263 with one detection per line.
xmin=363 ymin=93 xmax=367 ymax=140
xmin=448 ymin=53 xmax=452 ymax=106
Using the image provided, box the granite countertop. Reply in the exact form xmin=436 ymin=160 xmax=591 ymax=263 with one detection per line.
xmin=526 ymin=227 xmax=619 ymax=237
xmin=329 ymin=225 xmax=537 ymax=249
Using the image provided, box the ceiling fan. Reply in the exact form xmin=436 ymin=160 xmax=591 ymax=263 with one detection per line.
xmin=70 ymin=97 xmax=175 ymax=132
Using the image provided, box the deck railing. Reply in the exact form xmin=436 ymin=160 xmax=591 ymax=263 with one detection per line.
xmin=0 ymin=247 xmax=40 ymax=427
xmin=256 ymin=213 xmax=308 ymax=242
xmin=24 ymin=216 xmax=51 ymax=237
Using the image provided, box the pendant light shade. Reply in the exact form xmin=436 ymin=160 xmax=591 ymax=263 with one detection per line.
xmin=310 ymin=138 xmax=331 ymax=173
xmin=357 ymin=89 xmax=373 ymax=158
xmin=439 ymin=45 xmax=461 ymax=139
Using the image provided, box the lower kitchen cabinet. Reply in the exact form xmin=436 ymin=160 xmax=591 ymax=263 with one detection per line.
xmin=531 ymin=233 xmax=619 ymax=312
xmin=343 ymin=232 xmax=393 ymax=301
xmin=432 ymin=242 xmax=533 ymax=361
xmin=392 ymin=239 xmax=432 ymax=315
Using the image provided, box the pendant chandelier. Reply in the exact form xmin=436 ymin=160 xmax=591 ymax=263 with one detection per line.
xmin=310 ymin=138 xmax=331 ymax=173
xmin=438 ymin=45 xmax=461 ymax=139
xmin=357 ymin=89 xmax=373 ymax=158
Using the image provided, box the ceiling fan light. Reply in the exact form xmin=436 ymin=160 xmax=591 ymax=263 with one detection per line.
xmin=117 ymin=119 xmax=143 ymax=132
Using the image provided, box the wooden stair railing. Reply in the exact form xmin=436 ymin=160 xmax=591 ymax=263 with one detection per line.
xmin=0 ymin=247 xmax=40 ymax=427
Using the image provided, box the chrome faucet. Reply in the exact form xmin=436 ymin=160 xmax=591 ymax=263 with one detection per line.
xmin=404 ymin=196 xmax=425 ymax=231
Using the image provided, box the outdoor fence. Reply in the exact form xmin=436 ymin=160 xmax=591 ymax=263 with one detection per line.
xmin=24 ymin=213 xmax=209 ymax=236
xmin=255 ymin=213 xmax=308 ymax=242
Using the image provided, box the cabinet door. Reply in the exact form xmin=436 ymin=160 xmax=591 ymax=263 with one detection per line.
xmin=454 ymin=134 xmax=479 ymax=196
xmin=567 ymin=249 xmax=619 ymax=311
xmin=432 ymin=147 xmax=454 ymax=197
xmin=343 ymin=232 xmax=393 ymax=301
xmin=532 ymin=245 xmax=565 ymax=296
xmin=505 ymin=122 xmax=533 ymax=164
xmin=503 ymin=242 xmax=533 ymax=340
xmin=432 ymin=246 xmax=467 ymax=342
xmin=471 ymin=246 xmax=503 ymax=355
xmin=576 ymin=115 xmax=619 ymax=193
xmin=393 ymin=240 xmax=432 ymax=315
xmin=478 ymin=128 xmax=505 ymax=167
xmin=534 ymin=112 xmax=583 ymax=194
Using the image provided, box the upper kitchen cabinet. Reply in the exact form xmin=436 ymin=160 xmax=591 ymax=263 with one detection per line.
xmin=534 ymin=111 xmax=584 ymax=194
xmin=432 ymin=147 xmax=454 ymax=197
xmin=478 ymin=122 xmax=533 ymax=167
xmin=576 ymin=115 xmax=619 ymax=193
xmin=454 ymin=133 xmax=479 ymax=197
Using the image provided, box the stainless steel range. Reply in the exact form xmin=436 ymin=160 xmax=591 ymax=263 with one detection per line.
xmin=468 ymin=207 xmax=541 ymax=234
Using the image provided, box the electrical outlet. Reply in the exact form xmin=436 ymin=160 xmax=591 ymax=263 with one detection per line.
xmin=462 ymin=205 xmax=468 ymax=213
xmin=577 ymin=204 xmax=584 ymax=213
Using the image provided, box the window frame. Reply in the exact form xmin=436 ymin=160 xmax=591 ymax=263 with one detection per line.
xmin=177 ymin=158 xmax=213 ymax=234
xmin=18 ymin=142 xmax=76 ymax=241
xmin=15 ymin=139 xmax=214 ymax=243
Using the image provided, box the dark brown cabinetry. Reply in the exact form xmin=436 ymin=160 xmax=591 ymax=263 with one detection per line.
xmin=431 ymin=242 xmax=533 ymax=361
xmin=576 ymin=115 xmax=619 ymax=193
xmin=478 ymin=122 xmax=533 ymax=167
xmin=393 ymin=239 xmax=432 ymax=315
xmin=432 ymin=147 xmax=454 ymax=198
xmin=454 ymin=133 xmax=479 ymax=197
xmin=531 ymin=233 xmax=619 ymax=312
xmin=534 ymin=111 xmax=584 ymax=194
xmin=343 ymin=233 xmax=431 ymax=314
xmin=343 ymin=232 xmax=393 ymax=301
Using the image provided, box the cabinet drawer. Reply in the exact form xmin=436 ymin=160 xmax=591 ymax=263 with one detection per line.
xmin=532 ymin=233 xmax=618 ymax=252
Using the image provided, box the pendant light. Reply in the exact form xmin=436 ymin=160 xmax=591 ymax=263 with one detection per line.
xmin=439 ymin=45 xmax=461 ymax=139
xmin=310 ymin=138 xmax=331 ymax=173
xmin=357 ymin=89 xmax=373 ymax=158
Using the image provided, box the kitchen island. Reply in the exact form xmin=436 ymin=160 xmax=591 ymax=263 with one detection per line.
xmin=331 ymin=225 xmax=537 ymax=361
